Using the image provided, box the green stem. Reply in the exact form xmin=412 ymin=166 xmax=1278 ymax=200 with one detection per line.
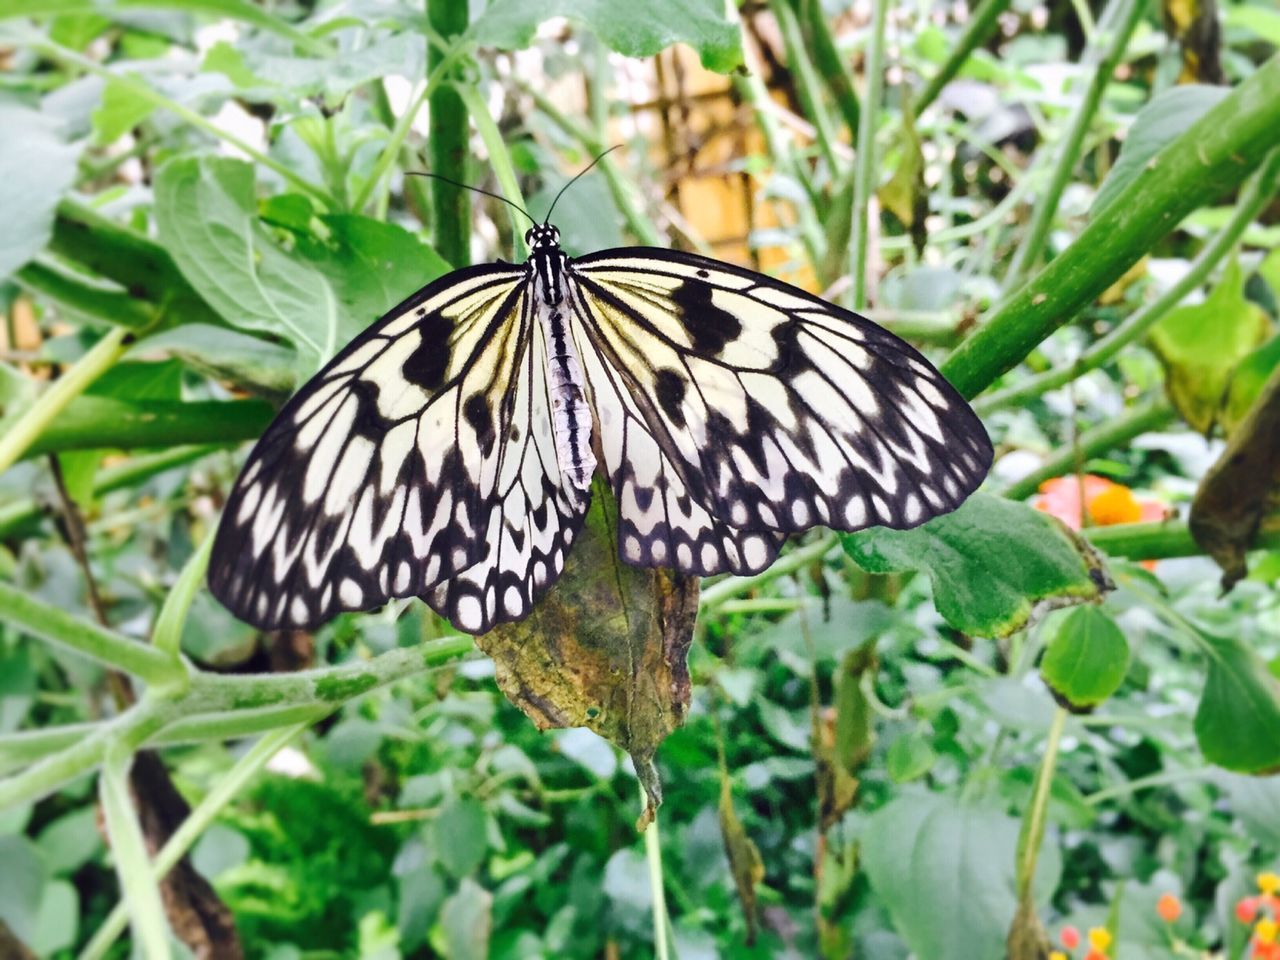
xmin=99 ymin=749 xmax=173 ymax=960
xmin=771 ymin=0 xmax=842 ymax=173
xmin=0 ymin=584 xmax=187 ymax=687
xmin=793 ymin=0 xmax=859 ymax=135
xmin=978 ymin=147 xmax=1280 ymax=414
xmin=1002 ymin=0 xmax=1143 ymax=291
xmin=942 ymin=52 xmax=1280 ymax=400
xmin=0 ymin=327 xmax=129 ymax=476
xmin=1001 ymin=398 xmax=1177 ymax=501
xmin=1083 ymin=766 xmax=1213 ymax=806
xmin=456 ymin=81 xmax=529 ymax=258
xmin=915 ymin=0 xmax=1013 ymax=114
xmin=16 ymin=261 xmax=156 ymax=330
xmin=427 ymin=0 xmax=471 ymax=266
xmin=79 ymin=724 xmax=309 ymax=960
xmin=23 ymin=397 xmax=274 ymax=458
xmin=699 ymin=533 xmax=838 ymax=609
xmin=1015 ymin=706 xmax=1067 ymax=899
xmin=643 ymin=785 xmax=673 ymax=960
xmin=23 ymin=34 xmax=331 ymax=205
xmin=1085 ymin=513 xmax=1280 ymax=561
xmin=151 ymin=531 xmax=213 ymax=659
xmin=519 ymin=83 xmax=665 ymax=247
xmin=850 ymin=0 xmax=889 ymax=310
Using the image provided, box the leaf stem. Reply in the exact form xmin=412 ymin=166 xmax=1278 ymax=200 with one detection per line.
xmin=851 ymin=0 xmax=889 ymax=310
xmin=1015 ymin=706 xmax=1067 ymax=900
xmin=455 ymin=81 xmax=530 ymax=258
xmin=915 ymin=0 xmax=1013 ymax=114
xmin=699 ymin=533 xmax=838 ymax=609
xmin=1002 ymin=0 xmax=1143 ymax=290
xmin=643 ymin=786 xmax=673 ymax=960
xmin=0 ymin=327 xmax=129 ymax=476
xmin=1083 ymin=766 xmax=1213 ymax=806
xmin=427 ymin=0 xmax=472 ymax=266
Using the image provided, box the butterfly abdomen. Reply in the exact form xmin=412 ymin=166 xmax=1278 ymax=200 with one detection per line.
xmin=532 ymin=252 xmax=596 ymax=498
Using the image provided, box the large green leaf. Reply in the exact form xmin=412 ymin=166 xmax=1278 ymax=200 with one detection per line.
xmin=1195 ymin=631 xmax=1280 ymax=774
xmin=155 ymin=155 xmax=338 ymax=375
xmin=862 ymin=792 xmax=1061 ymax=960
xmin=0 ymin=104 xmax=80 ymax=282
xmin=1149 ymin=257 xmax=1271 ymax=434
xmin=1092 ymin=84 xmax=1229 ymax=215
xmin=473 ymin=0 xmax=743 ymax=72
xmin=842 ymin=494 xmax=1110 ymax=638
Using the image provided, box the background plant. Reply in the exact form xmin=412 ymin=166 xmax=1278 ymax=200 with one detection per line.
xmin=0 ymin=0 xmax=1278 ymax=958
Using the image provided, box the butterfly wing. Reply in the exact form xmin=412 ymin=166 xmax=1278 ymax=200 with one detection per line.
xmin=567 ymin=248 xmax=992 ymax=575
xmin=209 ymin=263 xmax=587 ymax=633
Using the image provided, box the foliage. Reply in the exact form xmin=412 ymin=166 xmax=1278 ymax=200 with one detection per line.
xmin=0 ymin=1 xmax=1279 ymax=959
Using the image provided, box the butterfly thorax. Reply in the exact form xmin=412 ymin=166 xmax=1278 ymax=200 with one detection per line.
xmin=528 ymin=239 xmax=595 ymax=500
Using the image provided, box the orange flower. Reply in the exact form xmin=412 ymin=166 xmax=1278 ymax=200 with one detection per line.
xmin=1060 ymin=925 xmax=1081 ymax=949
xmin=1084 ymin=951 xmax=1108 ymax=960
xmin=1157 ymin=893 xmax=1182 ymax=922
xmin=1034 ymin=474 xmax=1164 ymax=568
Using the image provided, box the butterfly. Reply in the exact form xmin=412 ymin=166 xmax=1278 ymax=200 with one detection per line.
xmin=208 ymin=190 xmax=992 ymax=636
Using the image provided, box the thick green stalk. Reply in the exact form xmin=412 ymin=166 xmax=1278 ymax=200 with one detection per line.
xmin=1087 ymin=513 xmax=1280 ymax=560
xmin=1001 ymin=399 xmax=1176 ymax=501
xmin=100 ymin=749 xmax=173 ymax=960
xmin=793 ymin=0 xmax=859 ymax=135
xmin=699 ymin=533 xmax=838 ymax=609
xmin=978 ymin=148 xmax=1280 ymax=414
xmin=16 ymin=261 xmax=156 ymax=330
xmin=80 ymin=724 xmax=309 ymax=960
xmin=24 ymin=398 xmax=273 ymax=458
xmin=427 ymin=0 xmax=471 ymax=266
xmin=916 ymin=0 xmax=1014 ymax=114
xmin=0 ymin=584 xmax=186 ymax=687
xmin=850 ymin=0 xmax=889 ymax=310
xmin=1014 ymin=707 xmax=1067 ymax=900
xmin=0 ymin=328 xmax=129 ymax=476
xmin=151 ymin=532 xmax=213 ymax=659
xmin=942 ymin=52 xmax=1280 ymax=399
xmin=1003 ymin=0 xmax=1143 ymax=290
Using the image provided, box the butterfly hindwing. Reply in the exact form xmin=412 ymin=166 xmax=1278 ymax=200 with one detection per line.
xmin=209 ymin=263 xmax=585 ymax=631
xmin=568 ymin=248 xmax=992 ymax=574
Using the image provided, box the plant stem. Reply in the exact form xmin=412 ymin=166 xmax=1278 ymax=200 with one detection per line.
xmin=151 ymin=530 xmax=213 ymax=660
xmin=427 ymin=0 xmax=471 ymax=266
xmin=100 ymin=749 xmax=174 ymax=960
xmin=643 ymin=784 xmax=673 ymax=960
xmin=0 ymin=586 xmax=186 ymax=689
xmin=793 ymin=0 xmax=859 ymax=135
xmin=915 ymin=0 xmax=1013 ymax=114
xmin=1003 ymin=0 xmax=1142 ymax=291
xmin=16 ymin=261 xmax=156 ymax=330
xmin=1001 ymin=398 xmax=1177 ymax=501
xmin=1086 ymin=513 xmax=1280 ymax=560
xmin=771 ymin=0 xmax=842 ymax=174
xmin=942 ymin=52 xmax=1280 ymax=400
xmin=699 ymin=533 xmax=838 ymax=609
xmin=978 ymin=147 xmax=1280 ymax=414
xmin=1015 ymin=706 xmax=1067 ymax=900
xmin=851 ymin=0 xmax=889 ymax=311
xmin=455 ymin=81 xmax=530 ymax=258
xmin=79 ymin=724 xmax=309 ymax=960
xmin=1083 ymin=766 xmax=1213 ymax=806
xmin=0 ymin=327 xmax=129 ymax=476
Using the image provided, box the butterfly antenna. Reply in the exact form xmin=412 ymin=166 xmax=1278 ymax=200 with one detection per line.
xmin=405 ymin=171 xmax=537 ymax=226
xmin=542 ymin=144 xmax=623 ymax=225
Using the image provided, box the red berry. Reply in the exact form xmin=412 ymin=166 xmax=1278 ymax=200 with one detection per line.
xmin=1060 ymin=925 xmax=1081 ymax=949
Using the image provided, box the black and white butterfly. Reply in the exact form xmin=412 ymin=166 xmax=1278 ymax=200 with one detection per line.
xmin=209 ymin=213 xmax=992 ymax=636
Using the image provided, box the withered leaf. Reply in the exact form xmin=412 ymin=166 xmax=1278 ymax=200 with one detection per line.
xmin=719 ymin=773 xmax=765 ymax=945
xmin=478 ymin=477 xmax=699 ymax=829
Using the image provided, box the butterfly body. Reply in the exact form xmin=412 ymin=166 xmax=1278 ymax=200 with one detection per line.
xmin=210 ymin=223 xmax=992 ymax=635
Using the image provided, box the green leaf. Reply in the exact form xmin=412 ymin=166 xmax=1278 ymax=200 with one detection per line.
xmin=886 ymin=732 xmax=937 ymax=783
xmin=134 ymin=324 xmax=296 ymax=397
xmin=432 ymin=799 xmax=488 ymax=878
xmin=1195 ymin=631 xmax=1280 ymax=774
xmin=862 ymin=792 xmax=1061 ymax=960
xmin=473 ymin=0 xmax=743 ymax=73
xmin=0 ymin=834 xmax=48 ymax=945
xmin=1225 ymin=4 xmax=1280 ymax=45
xmin=439 ymin=877 xmax=492 ymax=960
xmin=93 ymin=74 xmax=157 ymax=144
xmin=1040 ymin=605 xmax=1130 ymax=710
xmin=1150 ymin=257 xmax=1270 ymax=434
xmin=1221 ymin=333 xmax=1280 ymax=437
xmin=29 ymin=879 xmax=78 ymax=956
xmin=0 ymin=103 xmax=80 ymax=282
xmin=1092 ymin=85 xmax=1230 ymax=215
xmin=842 ymin=494 xmax=1111 ymax=639
xmin=154 ymin=155 xmax=338 ymax=375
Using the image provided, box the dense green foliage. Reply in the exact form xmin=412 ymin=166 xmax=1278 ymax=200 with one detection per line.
xmin=1 ymin=1 xmax=1279 ymax=959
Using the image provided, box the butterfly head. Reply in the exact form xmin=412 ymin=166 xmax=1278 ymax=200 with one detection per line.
xmin=525 ymin=224 xmax=561 ymax=252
